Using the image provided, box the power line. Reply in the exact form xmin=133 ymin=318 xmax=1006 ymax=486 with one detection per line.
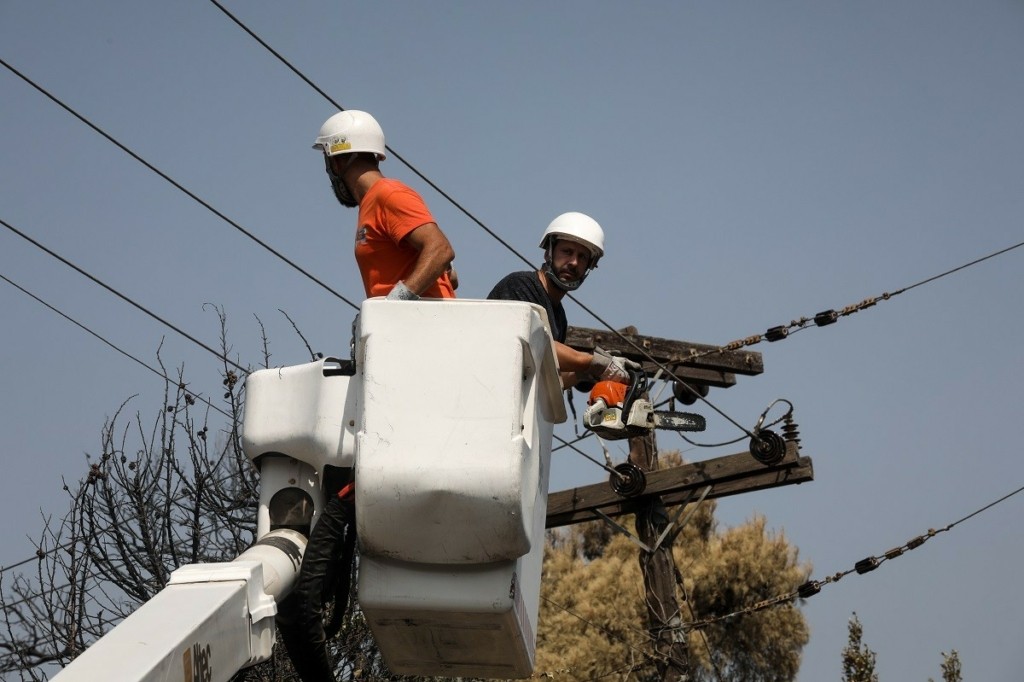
xmin=205 ymin=0 xmax=764 ymax=443
xmin=0 ymin=448 xmax=259 ymax=585
xmin=683 ymin=480 xmax=1024 ymax=631
xmin=0 ymin=272 xmax=233 ymax=420
xmin=0 ymin=217 xmax=247 ymax=374
xmin=0 ymin=270 xmax=259 ymax=570
xmin=0 ymin=581 xmax=67 ymax=612
xmin=207 ymin=0 xmax=533 ymax=274
xmin=0 ymin=56 xmax=360 ymax=313
xmin=7 ymin=12 xmax=1021 ymax=440
xmin=0 ymin=427 xmax=257 ymax=580
xmin=709 ymin=238 xmax=1024 ymax=357
xmin=4 ymin=46 xmax=732 ymax=440
xmin=25 ymin=2 xmax=991 ymax=447
xmin=7 ymin=1 xmax=1015 ymax=511
xmin=539 ymin=594 xmax=671 ymax=670
xmin=0 ymin=255 xmax=255 ymax=576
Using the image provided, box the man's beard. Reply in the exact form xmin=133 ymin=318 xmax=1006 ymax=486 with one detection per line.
xmin=331 ymin=176 xmax=358 ymax=208
xmin=543 ymin=262 xmax=585 ymax=292
xmin=325 ymin=154 xmax=358 ymax=208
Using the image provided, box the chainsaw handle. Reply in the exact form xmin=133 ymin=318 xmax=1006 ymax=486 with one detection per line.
xmin=621 ymin=368 xmax=648 ymax=411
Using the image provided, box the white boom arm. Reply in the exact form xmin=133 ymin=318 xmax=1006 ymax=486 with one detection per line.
xmin=50 ymin=529 xmax=305 ymax=682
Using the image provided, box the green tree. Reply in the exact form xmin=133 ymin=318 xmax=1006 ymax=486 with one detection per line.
xmin=841 ymin=612 xmax=878 ymax=682
xmin=929 ymin=649 xmax=963 ymax=682
xmin=535 ymin=453 xmax=812 ymax=682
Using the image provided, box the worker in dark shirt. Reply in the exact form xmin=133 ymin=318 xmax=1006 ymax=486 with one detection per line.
xmin=488 ymin=212 xmax=634 ymax=387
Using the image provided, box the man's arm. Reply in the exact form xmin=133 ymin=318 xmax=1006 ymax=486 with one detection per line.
xmin=553 ymin=341 xmax=593 ymax=388
xmin=555 ymin=342 xmax=591 ymax=372
xmin=557 ymin=343 xmax=638 ymax=387
xmin=399 ymin=223 xmax=455 ymax=295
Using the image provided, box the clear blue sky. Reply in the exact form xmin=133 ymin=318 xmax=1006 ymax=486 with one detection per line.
xmin=2 ymin=2 xmax=1023 ymax=679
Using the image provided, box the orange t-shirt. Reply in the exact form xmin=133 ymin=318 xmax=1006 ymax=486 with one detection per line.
xmin=354 ymin=178 xmax=455 ymax=298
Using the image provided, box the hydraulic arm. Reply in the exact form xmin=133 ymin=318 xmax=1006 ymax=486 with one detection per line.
xmin=50 ymin=529 xmax=305 ymax=682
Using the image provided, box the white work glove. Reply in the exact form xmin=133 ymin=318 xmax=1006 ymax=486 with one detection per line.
xmin=386 ymin=281 xmax=419 ymax=301
xmin=588 ymin=347 xmax=640 ymax=384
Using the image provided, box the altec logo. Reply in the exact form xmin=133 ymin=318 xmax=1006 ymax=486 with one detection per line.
xmin=182 ymin=642 xmax=213 ymax=682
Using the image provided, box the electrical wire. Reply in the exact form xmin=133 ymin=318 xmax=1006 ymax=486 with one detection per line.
xmin=0 ymin=582 xmax=67 ymax=612
xmin=207 ymin=0 xmax=532 ymax=273
xmin=0 ymin=272 xmax=233 ymax=421
xmin=0 ymin=450 xmax=259 ymax=594
xmin=0 ymin=217 xmax=247 ymax=374
xmin=0 ymin=56 xmax=360 ymax=313
xmin=539 ymin=594 xmax=670 ymax=670
xmin=209 ymin=0 xmax=1024 ymax=458
xmin=0 ymin=443 xmax=257 ymax=582
xmin=0 ymin=280 xmax=244 ymax=599
xmin=703 ymin=239 xmax=1024 ymax=359
xmin=203 ymin=0 xmax=766 ymax=444
xmin=3 ymin=41 xmax=753 ymax=443
xmin=682 ymin=480 xmax=1024 ymax=631
xmin=6 ymin=9 xmax=1022 ymax=447
xmin=2 ymin=26 xmax=760 ymax=482
xmin=677 ymin=578 xmax=726 ymax=682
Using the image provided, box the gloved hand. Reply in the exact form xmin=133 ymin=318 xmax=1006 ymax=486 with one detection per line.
xmin=588 ymin=346 xmax=641 ymax=384
xmin=386 ymin=281 xmax=420 ymax=301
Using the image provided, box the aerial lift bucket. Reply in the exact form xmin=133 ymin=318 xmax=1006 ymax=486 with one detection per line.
xmin=355 ymin=299 xmax=565 ymax=678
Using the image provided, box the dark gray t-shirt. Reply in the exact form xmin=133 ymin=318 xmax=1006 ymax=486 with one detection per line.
xmin=487 ymin=271 xmax=567 ymax=343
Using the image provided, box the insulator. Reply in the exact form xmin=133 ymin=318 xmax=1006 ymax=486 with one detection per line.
xmin=814 ymin=310 xmax=838 ymax=327
xmin=609 ymin=462 xmax=647 ymax=497
xmin=749 ymin=429 xmax=787 ymax=465
xmin=855 ymin=557 xmax=880 ymax=574
xmin=673 ymin=380 xmax=709 ymax=405
xmin=906 ymin=536 xmax=926 ymax=550
xmin=781 ymin=416 xmax=800 ymax=449
xmin=765 ymin=326 xmax=789 ymax=342
xmin=797 ymin=581 xmax=821 ymax=599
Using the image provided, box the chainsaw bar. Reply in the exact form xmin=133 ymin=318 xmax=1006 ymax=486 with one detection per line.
xmin=652 ymin=411 xmax=706 ymax=432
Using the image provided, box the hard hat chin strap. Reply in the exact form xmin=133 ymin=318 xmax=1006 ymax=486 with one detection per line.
xmin=542 ymin=245 xmax=589 ymax=292
xmin=542 ymin=263 xmax=585 ymax=292
xmin=324 ymin=154 xmax=359 ymax=208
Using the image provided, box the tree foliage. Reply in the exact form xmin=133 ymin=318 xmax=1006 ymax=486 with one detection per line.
xmin=926 ymin=649 xmax=963 ymax=682
xmin=535 ymin=452 xmax=812 ymax=682
xmin=936 ymin=650 xmax=962 ymax=682
xmin=841 ymin=612 xmax=878 ymax=682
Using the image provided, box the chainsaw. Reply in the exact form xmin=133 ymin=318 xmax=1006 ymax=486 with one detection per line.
xmin=583 ymin=370 xmax=706 ymax=440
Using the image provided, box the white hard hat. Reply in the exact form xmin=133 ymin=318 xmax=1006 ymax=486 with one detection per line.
xmin=312 ymin=110 xmax=387 ymax=160
xmin=539 ymin=212 xmax=605 ymax=263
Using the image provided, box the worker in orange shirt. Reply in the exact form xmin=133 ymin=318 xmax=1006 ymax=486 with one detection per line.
xmin=280 ymin=111 xmax=457 ymax=682
xmin=313 ymin=109 xmax=457 ymax=300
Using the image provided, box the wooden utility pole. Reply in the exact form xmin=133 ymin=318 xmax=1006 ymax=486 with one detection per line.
xmin=545 ymin=325 xmax=814 ymax=681
xmin=630 ymin=426 xmax=691 ymax=681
